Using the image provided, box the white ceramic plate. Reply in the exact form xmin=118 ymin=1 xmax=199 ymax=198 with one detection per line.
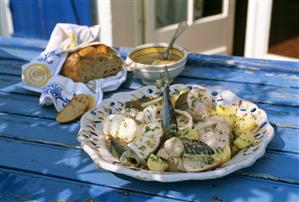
xmin=77 ymin=84 xmax=274 ymax=182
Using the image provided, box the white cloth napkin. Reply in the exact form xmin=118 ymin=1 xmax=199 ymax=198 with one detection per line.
xmin=21 ymin=23 xmax=127 ymax=111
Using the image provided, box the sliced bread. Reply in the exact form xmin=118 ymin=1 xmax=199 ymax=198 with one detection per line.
xmin=56 ymin=94 xmax=96 ymax=123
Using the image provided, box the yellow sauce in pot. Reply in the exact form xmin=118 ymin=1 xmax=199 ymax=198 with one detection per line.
xmin=130 ymin=47 xmax=184 ymax=65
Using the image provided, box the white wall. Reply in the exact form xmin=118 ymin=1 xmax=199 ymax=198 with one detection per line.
xmin=0 ymin=0 xmax=14 ymax=36
xmin=95 ymin=0 xmax=142 ymax=47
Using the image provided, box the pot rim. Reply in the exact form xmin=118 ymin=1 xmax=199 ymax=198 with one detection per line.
xmin=125 ymin=43 xmax=188 ymax=71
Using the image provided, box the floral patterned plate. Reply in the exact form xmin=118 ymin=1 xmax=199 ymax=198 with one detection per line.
xmin=77 ymin=84 xmax=274 ymax=182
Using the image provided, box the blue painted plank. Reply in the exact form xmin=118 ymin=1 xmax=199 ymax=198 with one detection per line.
xmin=270 ymin=127 xmax=299 ymax=153
xmin=0 ymin=92 xmax=57 ymax=119
xmin=241 ymin=150 xmax=299 ymax=183
xmin=0 ymin=170 xmax=298 ymax=202
xmin=0 ymin=137 xmax=298 ymax=202
xmin=1 ymin=85 xmax=299 ymax=129
xmin=0 ymin=169 xmax=182 ymax=202
xmin=0 ymin=46 xmax=40 ymax=61
xmin=117 ymin=48 xmax=299 ymax=72
xmin=123 ymin=73 xmax=299 ymax=106
xmin=0 ymin=60 xmax=23 ymax=76
xmin=0 ymin=36 xmax=47 ymax=49
xmin=258 ymin=103 xmax=299 ymax=128
xmin=0 ymin=82 xmax=299 ymax=129
xmin=0 ymin=112 xmax=298 ymax=155
xmin=1 ymin=54 xmax=298 ymax=89
xmin=1 ymin=36 xmax=298 ymax=72
xmin=183 ymin=63 xmax=299 ymax=88
xmin=0 ymin=82 xmax=41 ymax=96
xmin=1 ymin=45 xmax=298 ymax=90
xmin=1 ymin=38 xmax=296 ymax=73
xmin=0 ymin=39 xmax=298 ymax=90
xmin=0 ymin=37 xmax=298 ymax=202
xmin=0 ymin=113 xmax=80 ymax=148
xmin=0 ymin=74 xmax=19 ymax=88
xmin=3 ymin=70 xmax=299 ymax=109
xmin=0 ymin=136 xmax=298 ymax=185
xmin=0 ymin=59 xmax=26 ymax=66
xmin=129 ymin=75 xmax=299 ymax=106
xmin=185 ymin=53 xmax=299 ymax=73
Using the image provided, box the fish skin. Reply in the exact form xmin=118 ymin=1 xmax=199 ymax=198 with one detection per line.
xmin=181 ymin=138 xmax=215 ymax=156
xmin=161 ymin=66 xmax=178 ymax=140
xmin=110 ymin=138 xmax=128 ymax=157
xmin=179 ymin=138 xmax=221 ymax=172
xmin=110 ymin=138 xmax=142 ymax=167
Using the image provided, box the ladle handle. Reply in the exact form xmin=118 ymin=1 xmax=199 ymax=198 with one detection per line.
xmin=163 ymin=21 xmax=189 ymax=60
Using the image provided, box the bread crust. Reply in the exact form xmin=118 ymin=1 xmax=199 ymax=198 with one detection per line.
xmin=56 ymin=94 xmax=96 ymax=123
xmin=60 ymin=44 xmax=123 ymax=83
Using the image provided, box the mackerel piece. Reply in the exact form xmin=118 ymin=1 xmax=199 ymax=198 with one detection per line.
xmin=181 ymin=138 xmax=215 ymax=157
xmin=110 ymin=138 xmax=142 ymax=167
xmin=180 ymin=138 xmax=221 ymax=172
xmin=161 ymin=66 xmax=178 ymax=139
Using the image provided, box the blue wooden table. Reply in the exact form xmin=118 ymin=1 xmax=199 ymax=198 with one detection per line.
xmin=0 ymin=36 xmax=298 ymax=202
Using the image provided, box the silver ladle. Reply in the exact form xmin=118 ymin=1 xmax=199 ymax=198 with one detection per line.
xmin=163 ymin=21 xmax=189 ymax=60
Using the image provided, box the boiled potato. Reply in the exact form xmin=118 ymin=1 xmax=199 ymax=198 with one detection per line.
xmin=233 ymin=131 xmax=255 ymax=149
xmin=223 ymin=115 xmax=237 ymax=128
xmin=231 ymin=145 xmax=240 ymax=157
xmin=176 ymin=128 xmax=199 ymax=140
xmin=215 ymin=105 xmax=238 ymax=128
xmin=147 ymin=154 xmax=168 ymax=172
xmin=216 ymin=105 xmax=238 ymax=115
xmin=212 ymin=144 xmax=231 ymax=163
xmin=234 ymin=116 xmax=258 ymax=135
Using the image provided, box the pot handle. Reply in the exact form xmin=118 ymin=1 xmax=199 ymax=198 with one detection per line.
xmin=124 ymin=57 xmax=143 ymax=72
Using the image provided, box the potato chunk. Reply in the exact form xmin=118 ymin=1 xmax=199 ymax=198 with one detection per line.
xmin=215 ymin=105 xmax=238 ymax=128
xmin=233 ymin=131 xmax=255 ymax=149
xmin=147 ymin=154 xmax=168 ymax=172
xmin=234 ymin=116 xmax=258 ymax=134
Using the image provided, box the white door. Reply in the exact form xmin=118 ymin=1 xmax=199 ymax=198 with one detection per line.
xmin=244 ymin=0 xmax=299 ymax=61
xmin=144 ymin=0 xmax=236 ymax=55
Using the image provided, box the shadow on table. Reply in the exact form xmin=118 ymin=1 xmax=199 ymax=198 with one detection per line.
xmin=0 ymin=115 xmax=297 ymax=201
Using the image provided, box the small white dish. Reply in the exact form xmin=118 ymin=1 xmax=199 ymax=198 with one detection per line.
xmin=125 ymin=43 xmax=188 ymax=85
xmin=78 ymin=84 xmax=274 ymax=182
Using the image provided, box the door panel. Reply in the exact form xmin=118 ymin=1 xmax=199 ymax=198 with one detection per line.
xmin=145 ymin=0 xmax=235 ymax=55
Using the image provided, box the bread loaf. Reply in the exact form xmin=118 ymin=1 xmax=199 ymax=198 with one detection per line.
xmin=60 ymin=44 xmax=123 ymax=83
xmin=56 ymin=94 xmax=96 ymax=123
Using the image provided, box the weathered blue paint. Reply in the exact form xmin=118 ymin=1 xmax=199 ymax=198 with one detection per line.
xmin=121 ymin=74 xmax=299 ymax=106
xmin=0 ymin=169 xmax=182 ymax=202
xmin=1 ymin=52 xmax=299 ymax=89
xmin=270 ymin=127 xmax=299 ymax=153
xmin=10 ymin=0 xmax=93 ymax=39
xmin=0 ymin=37 xmax=299 ymax=201
xmin=0 ymin=112 xmax=298 ymax=155
xmin=1 ymin=84 xmax=299 ymax=129
xmin=183 ymin=64 xmax=299 ymax=88
xmin=258 ymin=103 xmax=299 ymax=128
xmin=0 ymin=36 xmax=47 ymax=49
xmin=0 ymin=137 xmax=298 ymax=201
xmin=0 ymin=91 xmax=57 ymax=119
xmin=0 ymin=46 xmax=41 ymax=61
xmin=0 ymin=74 xmax=20 ymax=88
xmin=0 ymin=113 xmax=80 ymax=148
